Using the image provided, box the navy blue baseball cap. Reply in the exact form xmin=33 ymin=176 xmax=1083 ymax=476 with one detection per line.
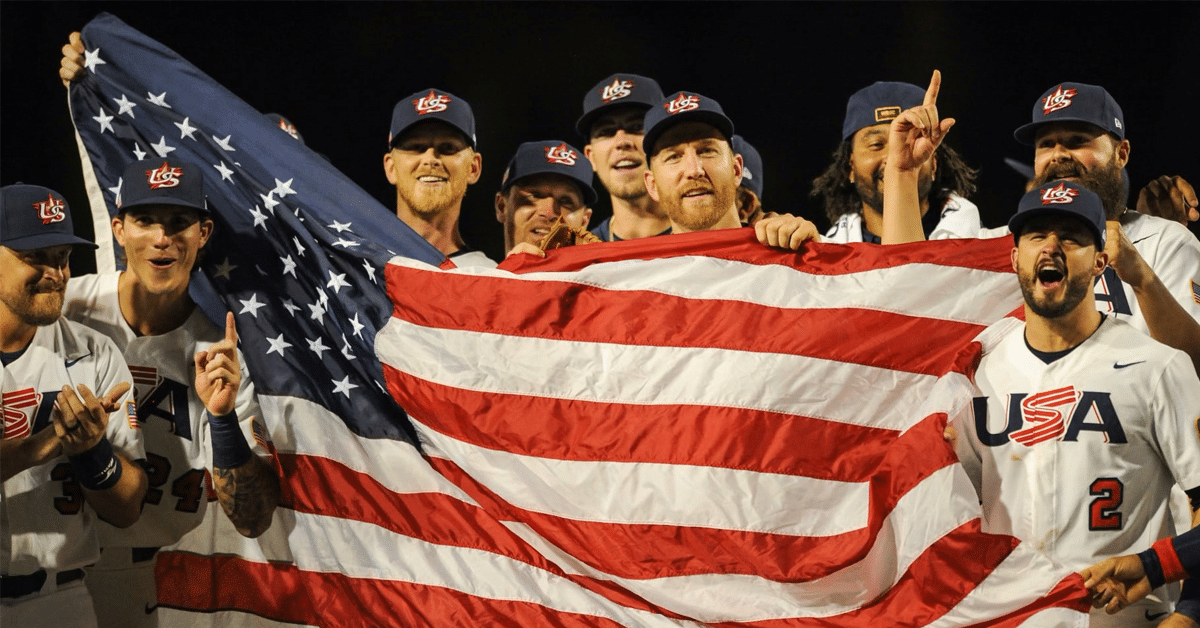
xmin=642 ymin=92 xmax=735 ymax=159
xmin=575 ymin=73 xmax=664 ymax=138
xmin=500 ymin=141 xmax=598 ymax=206
xmin=1008 ymin=180 xmax=1106 ymax=248
xmin=842 ymin=81 xmax=925 ymax=141
xmin=0 ymin=184 xmax=96 ymax=251
xmin=1013 ymin=83 xmax=1125 ymax=145
xmin=118 ymin=159 xmax=209 ymax=214
xmin=388 ymin=88 xmax=477 ymax=149
xmin=732 ymin=135 xmax=763 ymax=199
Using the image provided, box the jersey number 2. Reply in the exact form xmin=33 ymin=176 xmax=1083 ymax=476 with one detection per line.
xmin=1089 ymin=477 xmax=1124 ymax=531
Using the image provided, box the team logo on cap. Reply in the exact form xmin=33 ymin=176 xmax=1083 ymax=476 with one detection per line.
xmin=874 ymin=106 xmax=902 ymax=122
xmin=601 ymin=79 xmax=633 ymax=102
xmin=34 ymin=194 xmax=66 ymax=225
xmin=1040 ymin=182 xmax=1079 ymax=205
xmin=1041 ymin=85 xmax=1077 ymax=115
xmin=665 ymin=94 xmax=700 ymax=115
xmin=277 ymin=118 xmax=300 ymax=140
xmin=544 ymin=143 xmax=578 ymax=166
xmin=146 ymin=161 xmax=184 ymax=189
xmin=413 ymin=90 xmax=451 ymax=115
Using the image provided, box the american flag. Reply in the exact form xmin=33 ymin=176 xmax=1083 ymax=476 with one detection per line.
xmin=67 ymin=13 xmax=1090 ymax=627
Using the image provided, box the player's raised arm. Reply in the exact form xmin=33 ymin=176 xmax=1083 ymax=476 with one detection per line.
xmin=882 ymin=70 xmax=955 ymax=245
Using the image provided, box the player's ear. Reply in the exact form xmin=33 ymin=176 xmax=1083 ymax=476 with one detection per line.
xmin=584 ymin=143 xmax=595 ymax=164
xmin=581 ymin=207 xmax=593 ymax=230
xmin=494 ymin=192 xmax=507 ymax=224
xmin=645 ymin=168 xmax=660 ymax=203
xmin=111 ymin=215 xmax=126 ymax=247
xmin=733 ymin=152 xmax=744 ymax=187
xmin=1093 ymin=249 xmax=1109 ymax=276
xmin=1114 ymin=139 xmax=1130 ymax=170
xmin=197 ymin=218 xmax=214 ymax=247
xmin=847 ymin=154 xmax=856 ymax=183
xmin=467 ymin=151 xmax=483 ymax=185
xmin=383 ymin=152 xmax=398 ymax=185
xmin=1010 ymin=246 xmax=1019 ymax=273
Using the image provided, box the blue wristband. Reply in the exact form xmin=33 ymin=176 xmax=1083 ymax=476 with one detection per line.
xmin=209 ymin=410 xmax=252 ymax=468
xmin=1138 ymin=545 xmax=1167 ymax=590
xmin=1175 ymin=527 xmax=1200 ymax=579
xmin=1176 ymin=577 xmax=1200 ymax=622
xmin=68 ymin=436 xmax=122 ymax=490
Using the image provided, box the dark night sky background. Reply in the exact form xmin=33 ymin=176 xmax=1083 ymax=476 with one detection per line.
xmin=2 ymin=2 xmax=1197 ymax=267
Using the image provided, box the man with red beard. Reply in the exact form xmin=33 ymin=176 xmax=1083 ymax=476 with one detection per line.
xmin=576 ymin=73 xmax=670 ymax=242
xmin=1015 ymin=82 xmax=1200 ymax=370
xmin=955 ymin=180 xmax=1200 ymax=628
xmin=383 ymin=88 xmax=492 ymax=267
xmin=1 ymin=184 xmax=147 ymax=627
xmin=495 ymin=140 xmax=596 ymax=254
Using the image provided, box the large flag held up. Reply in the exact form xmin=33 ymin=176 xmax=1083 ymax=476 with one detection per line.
xmin=67 ymin=13 xmax=1091 ymax=626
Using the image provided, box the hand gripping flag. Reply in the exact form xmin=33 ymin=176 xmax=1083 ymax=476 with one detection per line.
xmin=67 ymin=13 xmax=1090 ymax=627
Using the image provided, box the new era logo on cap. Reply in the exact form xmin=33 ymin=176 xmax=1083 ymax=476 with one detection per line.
xmin=1040 ymin=182 xmax=1080 ymax=204
xmin=1041 ymin=85 xmax=1077 ymax=114
xmin=146 ymin=161 xmax=183 ymax=189
xmin=665 ymin=94 xmax=701 ymax=114
xmin=544 ymin=143 xmax=578 ymax=166
xmin=35 ymin=194 xmax=67 ymax=225
xmin=413 ymin=90 xmax=452 ymax=115
xmin=601 ymin=79 xmax=634 ymax=103
xmin=874 ymin=106 xmax=902 ymax=122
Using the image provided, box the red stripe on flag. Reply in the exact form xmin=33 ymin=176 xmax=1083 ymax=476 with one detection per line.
xmin=386 ymin=264 xmax=988 ymax=376
xmin=385 ymin=367 xmax=899 ymax=480
xmin=958 ymin=576 xmax=1092 ymax=628
xmin=421 ymin=413 xmax=960 ymax=582
xmin=155 ymin=552 xmax=636 ymax=628
xmin=496 ymin=228 xmax=1016 ymax=276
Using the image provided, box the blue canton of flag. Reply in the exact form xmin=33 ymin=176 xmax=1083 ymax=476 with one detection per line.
xmin=69 ymin=13 xmax=444 ymax=441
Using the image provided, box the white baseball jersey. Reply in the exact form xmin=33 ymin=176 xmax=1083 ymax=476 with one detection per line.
xmin=956 ymin=316 xmax=1200 ymax=620
xmin=1 ymin=318 xmax=142 ymax=576
xmin=64 ymin=272 xmax=270 ymax=548
xmin=824 ymin=191 xmax=981 ymax=243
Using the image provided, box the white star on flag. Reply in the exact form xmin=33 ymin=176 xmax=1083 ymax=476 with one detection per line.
xmin=280 ymin=255 xmax=297 ymax=277
xmin=107 ymin=178 xmax=123 ymax=206
xmin=93 ymin=109 xmax=114 ymax=133
xmin=307 ymin=337 xmax=331 ymax=358
xmin=326 ymin=271 xmax=350 ymax=294
xmin=282 ymin=300 xmax=301 ymax=317
xmin=308 ymin=302 xmax=326 ymax=324
xmin=212 ymin=257 xmax=237 ymax=280
xmin=331 ymin=376 xmax=359 ymax=399
xmin=292 ymin=237 xmax=305 ymax=257
xmin=147 ymin=91 xmax=171 ymax=108
xmin=151 ymin=136 xmax=176 ymax=157
xmin=362 ymin=259 xmax=377 ymax=283
xmin=213 ymin=161 xmax=234 ymax=182
xmin=113 ymin=94 xmax=137 ymax=118
xmin=272 ymin=178 xmax=296 ymax=197
xmin=213 ymin=134 xmax=236 ymax=151
xmin=175 ymin=117 xmax=198 ymax=140
xmin=238 ymin=293 xmax=267 ymax=317
xmin=260 ymin=193 xmax=279 ymax=213
xmin=132 ymin=144 xmax=147 ymax=160
xmin=265 ymin=334 xmax=292 ymax=357
xmin=328 ymin=220 xmax=351 ymax=233
xmin=333 ymin=238 xmax=359 ymax=248
xmin=349 ymin=313 xmax=366 ymax=338
xmin=249 ymin=206 xmax=268 ymax=228
xmin=340 ymin=335 xmax=357 ymax=361
xmin=83 ymin=48 xmax=106 ymax=72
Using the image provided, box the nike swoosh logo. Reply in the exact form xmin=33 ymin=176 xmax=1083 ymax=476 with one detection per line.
xmin=1131 ymin=235 xmax=1153 ymax=245
xmin=64 ymin=353 xmax=92 ymax=368
xmin=1114 ymin=361 xmax=1146 ymax=369
xmin=145 ymin=603 xmax=158 ymax=614
xmin=1145 ymin=610 xmax=1169 ymax=621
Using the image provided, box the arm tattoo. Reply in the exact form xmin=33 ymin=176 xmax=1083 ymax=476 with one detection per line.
xmin=212 ymin=454 xmax=281 ymax=538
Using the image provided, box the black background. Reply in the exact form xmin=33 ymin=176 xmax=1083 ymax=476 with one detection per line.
xmin=3 ymin=2 xmax=1197 ymax=267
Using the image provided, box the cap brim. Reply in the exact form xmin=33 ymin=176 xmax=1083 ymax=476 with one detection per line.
xmin=119 ymin=196 xmax=210 ymax=215
xmin=643 ymin=111 xmax=735 ymax=159
xmin=1013 ymin=116 xmax=1115 ymax=146
xmin=503 ymin=173 xmax=599 ymax=207
xmin=575 ymin=101 xmax=652 ymax=139
xmin=3 ymin=232 xmax=98 ymax=251
xmin=1007 ymin=206 xmax=1105 ymax=248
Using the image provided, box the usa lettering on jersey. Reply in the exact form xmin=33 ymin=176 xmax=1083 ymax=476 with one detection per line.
xmin=34 ymin=194 xmax=67 ymax=225
xmin=1094 ymin=267 xmax=1133 ymax=315
xmin=146 ymin=160 xmax=183 ymax=189
xmin=1042 ymin=85 xmax=1077 ymax=114
xmin=412 ymin=90 xmax=450 ymax=115
xmin=130 ymin=365 xmax=193 ymax=440
xmin=665 ymin=94 xmax=700 ymax=114
xmin=544 ymin=143 xmax=577 ymax=166
xmin=2 ymin=387 xmax=61 ymax=439
xmin=601 ymin=78 xmax=633 ymax=102
xmin=973 ymin=386 xmax=1127 ymax=446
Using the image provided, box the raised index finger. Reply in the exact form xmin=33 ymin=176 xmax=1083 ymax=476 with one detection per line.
xmin=225 ymin=311 xmax=238 ymax=345
xmin=924 ymin=69 xmax=942 ymax=107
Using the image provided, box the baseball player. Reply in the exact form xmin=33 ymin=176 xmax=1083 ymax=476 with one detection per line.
xmin=60 ymin=159 xmax=281 ymax=627
xmin=1 ymin=184 xmax=147 ymax=627
xmin=954 ymin=180 xmax=1200 ymax=627
xmin=384 ymin=88 xmax=493 ymax=267
xmin=495 ymin=140 xmax=596 ymax=254
xmin=732 ymin=135 xmax=765 ymax=225
xmin=812 ymin=77 xmax=980 ymax=244
xmin=1080 ymin=525 xmax=1200 ymax=620
xmin=576 ymin=73 xmax=671 ymax=242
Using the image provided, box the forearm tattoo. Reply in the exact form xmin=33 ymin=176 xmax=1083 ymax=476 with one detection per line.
xmin=213 ymin=455 xmax=281 ymax=538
